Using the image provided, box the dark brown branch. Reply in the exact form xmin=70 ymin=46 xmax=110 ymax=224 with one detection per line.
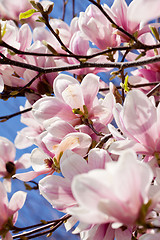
xmin=0 ymin=107 xmax=32 ymax=122
xmin=2 ymin=39 xmax=160 ymax=62
xmin=2 ymin=52 xmax=160 ymax=76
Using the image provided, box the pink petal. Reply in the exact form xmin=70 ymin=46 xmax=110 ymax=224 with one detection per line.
xmin=53 ymin=74 xmax=79 ymax=100
xmin=8 ymin=191 xmax=27 ymax=216
xmin=81 ymin=73 xmax=99 ymax=110
xmin=39 ymin=175 xmax=76 ymax=211
xmin=60 ymin=150 xmax=88 ymax=180
xmin=88 ymin=148 xmax=112 ymax=170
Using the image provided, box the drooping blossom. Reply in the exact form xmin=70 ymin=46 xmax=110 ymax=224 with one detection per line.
xmin=0 ymin=182 xmax=27 ymax=240
xmin=0 ymin=137 xmax=30 ymax=192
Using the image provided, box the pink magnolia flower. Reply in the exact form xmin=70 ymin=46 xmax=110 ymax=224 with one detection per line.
xmin=39 ymin=148 xmax=112 ymax=211
xmin=0 ymin=182 xmax=26 ymax=240
xmin=109 ymin=90 xmax=160 ymax=160
xmin=109 ymin=0 xmax=160 ymax=41
xmin=14 ymin=123 xmax=92 ymax=182
xmin=0 ymin=137 xmax=30 ymax=192
xmin=32 ymin=73 xmax=115 ymax=128
xmin=38 ymin=149 xmax=133 ymax=239
xmin=78 ymin=4 xmax=119 ymax=50
xmin=69 ymin=150 xmax=153 ymax=228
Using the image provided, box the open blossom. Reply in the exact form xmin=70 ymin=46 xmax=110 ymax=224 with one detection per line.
xmin=109 ymin=89 xmax=160 ymax=162
xmin=38 ymin=149 xmax=132 ymax=239
xmin=39 ymin=148 xmax=112 ymax=211
xmin=78 ymin=4 xmax=119 ymax=50
xmin=0 ymin=137 xmax=30 ymax=192
xmin=0 ymin=182 xmax=26 ymax=240
xmin=69 ymin=150 xmax=153 ymax=228
xmin=32 ymin=73 xmax=115 ymax=128
xmin=14 ymin=123 xmax=92 ymax=182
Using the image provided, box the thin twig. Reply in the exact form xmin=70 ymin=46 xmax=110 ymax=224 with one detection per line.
xmin=12 ymin=214 xmax=71 ymax=239
xmin=0 ymin=107 xmax=32 ymax=122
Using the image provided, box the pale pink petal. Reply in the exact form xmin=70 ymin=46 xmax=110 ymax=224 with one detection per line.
xmin=128 ymin=0 xmax=160 ymax=23
xmin=15 ymin=153 xmax=31 ymax=169
xmin=18 ymin=24 xmax=32 ymax=51
xmin=32 ymin=97 xmax=75 ymax=123
xmin=3 ymin=178 xmax=11 ymax=193
xmin=56 ymin=132 xmax=92 ymax=157
xmin=8 ymin=191 xmax=27 ymax=216
xmin=53 ymin=74 xmax=79 ymax=100
xmin=43 ymin=119 xmax=76 ymax=138
xmin=115 ymin=228 xmax=132 ymax=240
xmin=139 ymin=232 xmax=160 ymax=240
xmin=111 ymin=0 xmax=128 ymax=30
xmin=30 ymin=148 xmax=50 ymax=172
xmin=13 ymin=170 xmax=49 ymax=182
xmin=123 ymin=90 xmax=158 ymax=151
xmin=81 ymin=73 xmax=99 ymax=110
xmin=60 ymin=150 xmax=88 ymax=180
xmin=62 ymin=84 xmax=85 ymax=111
xmin=0 ymin=137 xmax=16 ymax=163
xmin=108 ymin=139 xmax=151 ymax=155
xmin=64 ymin=216 xmax=78 ymax=232
xmin=39 ymin=175 xmax=76 ymax=211
xmin=4 ymin=231 xmax=13 ymax=240
xmin=88 ymin=148 xmax=112 ymax=170
xmin=0 ymin=182 xmax=8 ymax=228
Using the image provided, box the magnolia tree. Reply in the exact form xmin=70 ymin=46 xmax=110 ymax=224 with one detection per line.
xmin=1 ymin=0 xmax=160 ymax=239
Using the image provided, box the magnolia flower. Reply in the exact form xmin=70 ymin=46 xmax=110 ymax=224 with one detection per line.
xmin=0 ymin=182 xmax=26 ymax=240
xmin=69 ymin=150 xmax=153 ymax=228
xmin=39 ymin=148 xmax=112 ymax=211
xmin=78 ymin=4 xmax=118 ymax=50
xmin=32 ymin=73 xmax=115 ymax=128
xmin=109 ymin=90 xmax=160 ymax=161
xmin=14 ymin=128 xmax=92 ymax=182
xmin=0 ymin=137 xmax=30 ymax=192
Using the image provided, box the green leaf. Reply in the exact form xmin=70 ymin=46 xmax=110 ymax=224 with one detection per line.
xmin=19 ymin=9 xmax=37 ymax=20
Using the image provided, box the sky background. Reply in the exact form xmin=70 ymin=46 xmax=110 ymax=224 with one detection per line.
xmin=0 ymin=0 xmax=132 ymax=239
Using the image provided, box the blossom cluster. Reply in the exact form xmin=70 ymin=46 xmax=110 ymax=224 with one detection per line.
xmin=1 ymin=0 xmax=160 ymax=239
